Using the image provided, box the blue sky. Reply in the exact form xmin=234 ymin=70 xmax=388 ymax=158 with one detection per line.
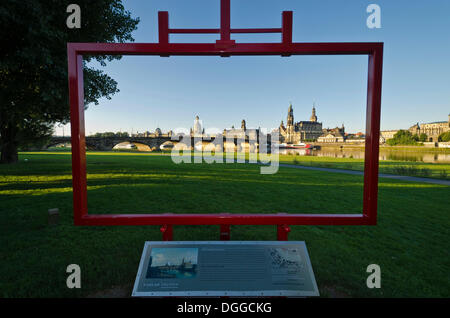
xmin=57 ymin=0 xmax=450 ymax=135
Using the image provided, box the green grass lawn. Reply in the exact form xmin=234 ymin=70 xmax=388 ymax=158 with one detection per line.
xmin=0 ymin=152 xmax=449 ymax=297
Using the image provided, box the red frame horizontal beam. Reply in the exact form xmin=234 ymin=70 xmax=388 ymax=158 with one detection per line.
xmin=168 ymin=28 xmax=282 ymax=34
xmin=75 ymin=214 xmax=367 ymax=226
xmin=68 ymin=42 xmax=382 ymax=56
xmin=67 ymin=41 xmax=383 ymax=227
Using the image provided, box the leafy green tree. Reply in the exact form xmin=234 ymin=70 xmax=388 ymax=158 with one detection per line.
xmin=386 ymin=130 xmax=420 ymax=146
xmin=116 ymin=131 xmax=129 ymax=138
xmin=418 ymin=133 xmax=428 ymax=142
xmin=438 ymin=131 xmax=450 ymax=142
xmin=0 ymin=0 xmax=139 ymax=163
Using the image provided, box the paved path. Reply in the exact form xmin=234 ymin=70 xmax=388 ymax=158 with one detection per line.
xmin=278 ymin=163 xmax=450 ymax=186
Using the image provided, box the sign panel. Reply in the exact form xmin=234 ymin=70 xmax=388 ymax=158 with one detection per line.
xmin=132 ymin=241 xmax=319 ymax=297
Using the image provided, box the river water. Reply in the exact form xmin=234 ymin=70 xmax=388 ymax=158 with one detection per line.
xmin=279 ymin=148 xmax=450 ymax=163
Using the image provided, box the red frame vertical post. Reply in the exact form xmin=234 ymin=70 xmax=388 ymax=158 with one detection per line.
xmin=158 ymin=11 xmax=169 ymax=44
xmin=68 ymin=51 xmax=88 ymax=225
xmin=363 ymin=48 xmax=383 ymax=225
xmin=160 ymin=224 xmax=173 ymax=241
xmin=277 ymin=225 xmax=291 ymax=241
xmin=220 ymin=0 xmax=231 ymax=42
xmin=220 ymin=225 xmax=231 ymax=240
xmin=282 ymin=11 xmax=293 ymax=44
xmin=216 ymin=0 xmax=235 ymax=49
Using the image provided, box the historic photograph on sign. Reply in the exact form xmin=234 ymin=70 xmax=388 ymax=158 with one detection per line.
xmin=146 ymin=248 xmax=198 ymax=279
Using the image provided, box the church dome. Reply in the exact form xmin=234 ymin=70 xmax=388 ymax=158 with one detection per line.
xmin=193 ymin=116 xmax=202 ymax=135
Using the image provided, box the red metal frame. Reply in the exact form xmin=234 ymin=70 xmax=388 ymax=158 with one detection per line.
xmin=67 ymin=0 xmax=383 ymax=240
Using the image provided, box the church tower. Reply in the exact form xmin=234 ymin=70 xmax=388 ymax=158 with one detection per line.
xmin=287 ymin=104 xmax=294 ymax=126
xmin=241 ymin=119 xmax=246 ymax=131
xmin=310 ymin=104 xmax=317 ymax=122
xmin=286 ymin=103 xmax=295 ymax=143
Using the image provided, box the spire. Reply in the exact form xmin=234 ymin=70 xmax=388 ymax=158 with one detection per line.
xmin=241 ymin=119 xmax=246 ymax=131
xmin=310 ymin=103 xmax=317 ymax=122
xmin=287 ymin=103 xmax=294 ymax=126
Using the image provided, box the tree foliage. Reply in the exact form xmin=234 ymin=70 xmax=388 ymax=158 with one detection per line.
xmin=438 ymin=131 xmax=450 ymax=142
xmin=418 ymin=133 xmax=428 ymax=142
xmin=0 ymin=0 xmax=139 ymax=163
xmin=386 ymin=130 xmax=420 ymax=146
xmin=90 ymin=131 xmax=129 ymax=138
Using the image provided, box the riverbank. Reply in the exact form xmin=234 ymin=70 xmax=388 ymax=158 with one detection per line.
xmin=314 ymin=143 xmax=450 ymax=153
xmin=279 ymin=154 xmax=450 ymax=180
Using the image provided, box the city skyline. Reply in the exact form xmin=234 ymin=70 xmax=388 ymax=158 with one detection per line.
xmin=54 ymin=0 xmax=450 ymax=136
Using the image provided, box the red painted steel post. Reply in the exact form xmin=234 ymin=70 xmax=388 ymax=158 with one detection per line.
xmin=220 ymin=0 xmax=231 ymax=42
xmin=277 ymin=225 xmax=291 ymax=241
xmin=160 ymin=224 xmax=173 ymax=241
xmin=363 ymin=45 xmax=383 ymax=225
xmin=216 ymin=0 xmax=235 ymax=50
xmin=220 ymin=225 xmax=231 ymax=240
xmin=68 ymin=46 xmax=88 ymax=225
xmin=158 ymin=11 xmax=169 ymax=44
xmin=282 ymin=11 xmax=293 ymax=44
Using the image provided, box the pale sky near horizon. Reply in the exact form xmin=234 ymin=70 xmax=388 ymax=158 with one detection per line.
xmin=56 ymin=0 xmax=450 ymax=136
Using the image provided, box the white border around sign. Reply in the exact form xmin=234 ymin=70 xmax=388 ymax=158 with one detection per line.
xmin=132 ymin=241 xmax=319 ymax=297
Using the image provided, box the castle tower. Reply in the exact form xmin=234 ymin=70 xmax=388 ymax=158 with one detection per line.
xmin=287 ymin=104 xmax=294 ymax=126
xmin=241 ymin=119 xmax=246 ymax=131
xmin=310 ymin=104 xmax=318 ymax=122
xmin=286 ymin=103 xmax=295 ymax=143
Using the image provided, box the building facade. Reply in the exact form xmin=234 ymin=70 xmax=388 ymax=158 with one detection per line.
xmin=223 ymin=119 xmax=260 ymax=140
xmin=278 ymin=104 xmax=323 ymax=143
xmin=317 ymin=126 xmax=346 ymax=143
xmin=379 ymin=130 xmax=398 ymax=143
xmin=409 ymin=115 xmax=450 ymax=142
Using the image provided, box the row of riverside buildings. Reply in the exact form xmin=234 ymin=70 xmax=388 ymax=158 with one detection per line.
xmin=131 ymin=103 xmax=450 ymax=145
xmin=381 ymin=115 xmax=450 ymax=143
xmin=278 ymin=103 xmax=450 ymax=144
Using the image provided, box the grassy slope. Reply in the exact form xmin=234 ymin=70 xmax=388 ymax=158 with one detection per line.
xmin=0 ymin=152 xmax=449 ymax=297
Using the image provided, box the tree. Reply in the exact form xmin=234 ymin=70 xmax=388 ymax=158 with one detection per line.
xmin=0 ymin=0 xmax=139 ymax=163
xmin=438 ymin=131 xmax=450 ymax=142
xmin=386 ymin=130 xmax=420 ymax=146
xmin=418 ymin=133 xmax=428 ymax=142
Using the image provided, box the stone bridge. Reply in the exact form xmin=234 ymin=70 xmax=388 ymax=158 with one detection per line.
xmin=47 ymin=136 xmax=176 ymax=151
xmin=47 ymin=134 xmax=269 ymax=151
